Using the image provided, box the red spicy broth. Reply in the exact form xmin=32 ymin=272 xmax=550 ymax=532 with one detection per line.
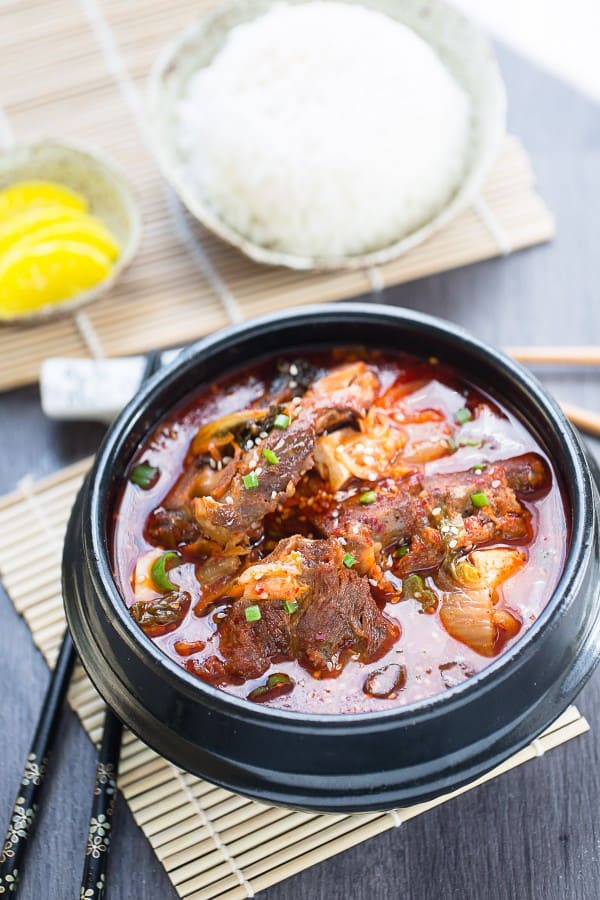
xmin=112 ymin=349 xmax=566 ymax=714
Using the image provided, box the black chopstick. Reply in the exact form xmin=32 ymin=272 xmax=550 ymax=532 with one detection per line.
xmin=78 ymin=348 xmax=162 ymax=899
xmin=0 ymin=349 xmax=164 ymax=897
xmin=0 ymin=630 xmax=76 ymax=894
xmin=79 ymin=711 xmax=123 ymax=899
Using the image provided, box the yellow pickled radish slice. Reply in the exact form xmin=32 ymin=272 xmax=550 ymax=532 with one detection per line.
xmin=0 ymin=240 xmax=112 ymax=317
xmin=0 ymin=180 xmax=87 ymax=220
xmin=13 ymin=215 xmax=120 ymax=261
xmin=0 ymin=205 xmax=89 ymax=255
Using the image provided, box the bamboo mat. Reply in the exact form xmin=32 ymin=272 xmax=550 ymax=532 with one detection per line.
xmin=0 ymin=0 xmax=555 ymax=392
xmin=0 ymin=458 xmax=589 ymax=899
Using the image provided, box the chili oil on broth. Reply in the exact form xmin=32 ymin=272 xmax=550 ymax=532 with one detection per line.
xmin=112 ymin=349 xmax=567 ymax=714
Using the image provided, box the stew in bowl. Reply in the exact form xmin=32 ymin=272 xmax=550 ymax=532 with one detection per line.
xmin=114 ymin=349 xmax=565 ymax=714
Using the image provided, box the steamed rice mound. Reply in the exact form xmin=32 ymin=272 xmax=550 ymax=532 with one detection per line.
xmin=176 ymin=1 xmax=471 ymax=258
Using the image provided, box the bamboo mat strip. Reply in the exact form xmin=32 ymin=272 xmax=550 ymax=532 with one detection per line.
xmin=0 ymin=459 xmax=589 ymax=898
xmin=0 ymin=0 xmax=554 ymax=391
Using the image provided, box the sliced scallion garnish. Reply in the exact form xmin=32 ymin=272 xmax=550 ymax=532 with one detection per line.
xmin=470 ymin=492 xmax=490 ymax=508
xmin=243 ymin=472 xmax=259 ymax=490
xmin=150 ymin=551 xmax=180 ymax=592
xmin=129 ymin=463 xmax=159 ymax=489
xmin=455 ymin=407 xmax=472 ymax=425
xmin=262 ymin=448 xmax=279 ymax=464
xmin=342 ymin=552 xmax=356 ymax=568
xmin=283 ymin=600 xmax=298 ymax=614
xmin=359 ymin=490 xmax=377 ymax=505
xmin=273 ymin=413 xmax=290 ymax=429
xmin=245 ymin=604 xmax=261 ymax=622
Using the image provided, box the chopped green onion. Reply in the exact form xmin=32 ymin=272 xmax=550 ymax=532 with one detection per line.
xmin=262 ymin=448 xmax=279 ymax=465
xmin=461 ymin=439 xmax=480 ymax=447
xmin=446 ymin=436 xmax=457 ymax=452
xmin=403 ymin=573 xmax=424 ymax=596
xmin=242 ymin=472 xmax=259 ymax=490
xmin=395 ymin=545 xmax=409 ymax=558
xmin=151 ymin=551 xmax=180 ymax=592
xmin=267 ymin=673 xmax=290 ymax=688
xmin=470 ymin=492 xmax=490 ymax=508
xmin=455 ymin=407 xmax=472 ymax=425
xmin=359 ymin=490 xmax=378 ymax=505
xmin=283 ymin=600 xmax=298 ymax=614
xmin=129 ymin=463 xmax=159 ymax=489
xmin=402 ymin=573 xmax=437 ymax=612
xmin=342 ymin=552 xmax=356 ymax=568
xmin=245 ymin=605 xmax=261 ymax=622
xmin=273 ymin=413 xmax=290 ymax=429
xmin=473 ymin=463 xmax=486 ymax=473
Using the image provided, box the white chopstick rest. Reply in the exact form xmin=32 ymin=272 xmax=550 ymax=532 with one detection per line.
xmin=40 ymin=356 xmax=148 ymax=424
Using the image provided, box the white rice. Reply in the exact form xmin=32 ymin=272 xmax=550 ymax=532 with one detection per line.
xmin=176 ymin=1 xmax=471 ymax=258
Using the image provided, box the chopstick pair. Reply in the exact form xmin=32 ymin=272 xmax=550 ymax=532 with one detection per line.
xmin=0 ymin=351 xmax=162 ymax=898
xmin=507 ymin=346 xmax=600 ymax=439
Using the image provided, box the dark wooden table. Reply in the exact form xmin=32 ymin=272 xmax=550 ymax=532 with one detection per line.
xmin=1 ymin=44 xmax=599 ymax=900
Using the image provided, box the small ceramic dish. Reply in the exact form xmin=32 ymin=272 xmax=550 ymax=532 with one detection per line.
xmin=0 ymin=139 xmax=142 ymax=324
xmin=148 ymin=0 xmax=506 ymax=271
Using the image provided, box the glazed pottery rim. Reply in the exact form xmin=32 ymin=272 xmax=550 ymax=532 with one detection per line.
xmin=87 ymin=302 xmax=593 ymax=726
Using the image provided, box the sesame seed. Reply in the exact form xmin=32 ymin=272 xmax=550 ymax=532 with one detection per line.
xmin=431 ymin=507 xmax=442 ymax=516
xmin=245 ymin=440 xmax=254 ymax=450
xmin=492 ymin=479 xmax=500 ymax=488
xmin=271 ymin=490 xmax=277 ymax=500
xmin=369 ymin=579 xmax=378 ymax=587
xmin=289 ymin=380 xmax=297 ymax=389
xmin=259 ymin=431 xmax=268 ymax=439
xmin=289 ymin=364 xmax=298 ymax=376
xmin=449 ymin=539 xmax=458 ymax=548
xmin=225 ymin=496 xmax=234 ymax=505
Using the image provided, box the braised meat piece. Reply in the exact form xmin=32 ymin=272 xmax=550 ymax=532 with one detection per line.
xmin=215 ymin=537 xmax=397 ymax=681
xmin=192 ymin=418 xmax=317 ymax=546
xmin=268 ymin=358 xmax=320 ymax=403
xmin=301 ymin=361 xmax=379 ymax=433
xmin=190 ymin=362 xmax=380 ymax=548
xmin=311 ymin=453 xmax=551 ymax=575
xmin=146 ymin=507 xmax=201 ymax=549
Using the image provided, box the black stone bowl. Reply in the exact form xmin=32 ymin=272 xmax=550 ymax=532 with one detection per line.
xmin=62 ymin=303 xmax=600 ymax=812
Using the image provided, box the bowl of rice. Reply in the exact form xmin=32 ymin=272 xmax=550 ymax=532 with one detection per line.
xmin=148 ymin=0 xmax=505 ymax=270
